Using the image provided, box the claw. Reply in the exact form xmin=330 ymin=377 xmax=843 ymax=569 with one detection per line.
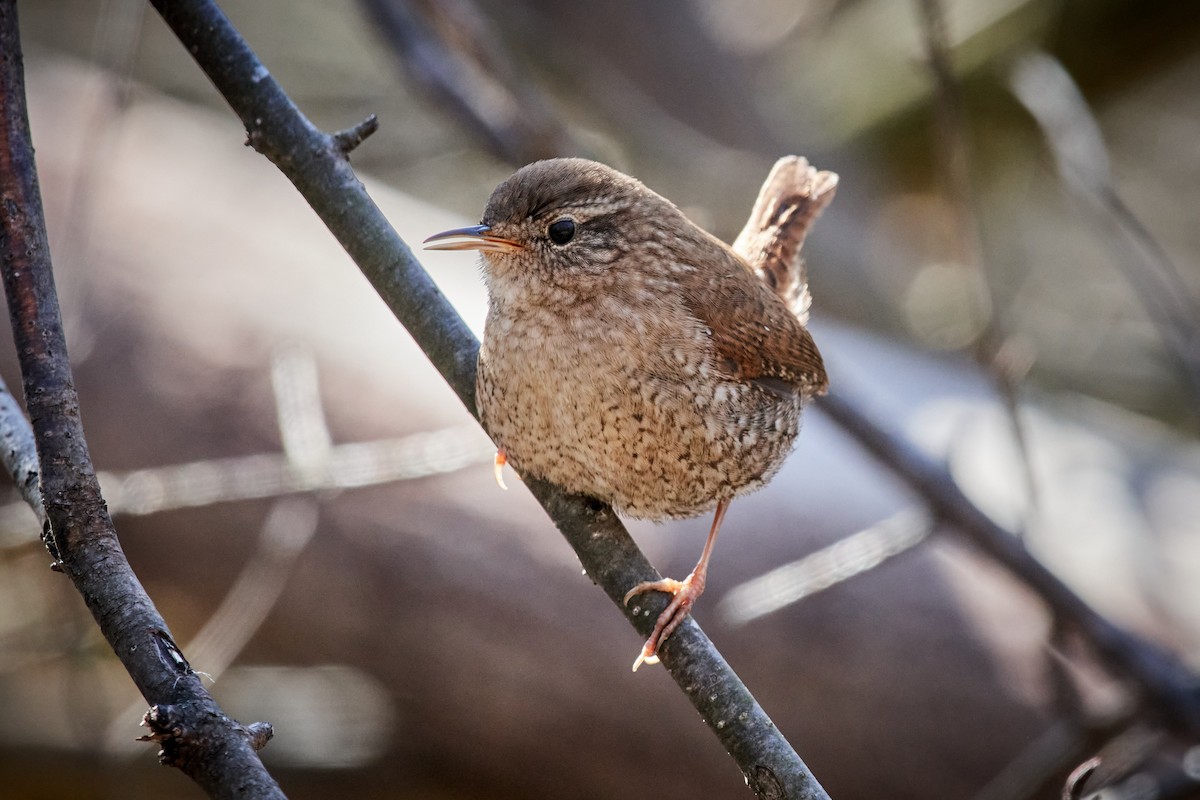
xmin=624 ymin=575 xmax=701 ymax=671
xmin=631 ymin=647 xmax=660 ymax=672
xmin=493 ymin=449 xmax=508 ymax=490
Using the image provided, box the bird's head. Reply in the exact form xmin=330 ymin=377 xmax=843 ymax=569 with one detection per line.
xmin=424 ymin=158 xmax=694 ymax=304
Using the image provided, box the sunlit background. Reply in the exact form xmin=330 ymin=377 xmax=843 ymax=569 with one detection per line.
xmin=3 ymin=0 xmax=1199 ymax=798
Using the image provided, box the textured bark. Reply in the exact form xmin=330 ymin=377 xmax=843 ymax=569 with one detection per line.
xmin=0 ymin=2 xmax=285 ymax=797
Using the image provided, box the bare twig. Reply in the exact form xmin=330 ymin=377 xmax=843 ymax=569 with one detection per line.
xmin=914 ymin=0 xmax=1041 ymax=529
xmin=331 ymin=114 xmax=379 ymax=156
xmin=1009 ymin=51 xmax=1200 ymax=409
xmin=357 ymin=0 xmax=580 ymax=164
xmin=108 ymin=496 xmax=320 ymax=756
xmin=0 ymin=422 xmax=489 ymax=547
xmin=0 ymin=3 xmax=284 ymax=797
xmin=1062 ymin=756 xmax=1101 ymax=800
xmin=818 ymin=387 xmax=1200 ymax=737
xmin=718 ymin=508 xmax=932 ymax=626
xmin=107 ymin=350 xmax=327 ymax=755
xmin=0 ymin=373 xmax=41 ymax=523
xmin=150 ymin=1 xmax=831 ymax=797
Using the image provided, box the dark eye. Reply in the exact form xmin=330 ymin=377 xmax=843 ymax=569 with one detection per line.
xmin=547 ymin=218 xmax=576 ymax=245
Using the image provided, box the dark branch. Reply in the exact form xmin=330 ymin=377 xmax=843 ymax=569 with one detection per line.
xmin=357 ymin=0 xmax=581 ymax=165
xmin=331 ymin=114 xmax=379 ymax=155
xmin=818 ymin=388 xmax=1200 ymax=737
xmin=148 ymin=0 xmax=830 ymax=797
xmin=0 ymin=3 xmax=284 ymax=797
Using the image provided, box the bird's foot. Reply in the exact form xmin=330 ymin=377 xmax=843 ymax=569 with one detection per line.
xmin=622 ymin=572 xmax=705 ymax=672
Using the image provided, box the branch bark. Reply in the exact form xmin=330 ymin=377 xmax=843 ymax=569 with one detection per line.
xmin=0 ymin=2 xmax=284 ymax=797
xmin=148 ymin=1 xmax=831 ymax=797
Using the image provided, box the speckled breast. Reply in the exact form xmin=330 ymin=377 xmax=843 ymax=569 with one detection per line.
xmin=476 ymin=312 xmax=803 ymax=520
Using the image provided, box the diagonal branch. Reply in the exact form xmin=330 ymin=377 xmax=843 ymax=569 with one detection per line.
xmin=0 ymin=2 xmax=284 ymax=797
xmin=1008 ymin=50 xmax=1200 ymax=410
xmin=357 ymin=0 xmax=580 ymax=165
xmin=818 ymin=388 xmax=1200 ymax=737
xmin=148 ymin=0 xmax=831 ymax=797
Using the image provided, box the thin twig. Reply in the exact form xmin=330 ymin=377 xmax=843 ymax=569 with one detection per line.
xmin=149 ymin=1 xmax=831 ymax=797
xmin=718 ymin=508 xmax=932 ymax=626
xmin=107 ymin=350 xmax=328 ymax=755
xmin=331 ymin=114 xmax=379 ymax=155
xmin=0 ymin=3 xmax=284 ymax=796
xmin=818 ymin=387 xmax=1200 ymax=737
xmin=1009 ymin=51 xmax=1200 ymax=411
xmin=0 ymin=373 xmax=42 ymax=523
xmin=914 ymin=0 xmax=1041 ymax=530
xmin=0 ymin=423 xmax=492 ymax=546
xmin=357 ymin=0 xmax=580 ymax=165
xmin=1062 ymin=756 xmax=1101 ymax=800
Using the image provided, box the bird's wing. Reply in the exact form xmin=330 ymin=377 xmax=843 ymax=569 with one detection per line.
xmin=681 ymin=241 xmax=828 ymax=399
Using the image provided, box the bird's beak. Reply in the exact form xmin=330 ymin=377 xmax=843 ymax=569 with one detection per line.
xmin=422 ymin=225 xmax=523 ymax=253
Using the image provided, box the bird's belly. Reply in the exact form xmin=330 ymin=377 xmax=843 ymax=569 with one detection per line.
xmin=478 ymin=350 xmax=801 ymax=519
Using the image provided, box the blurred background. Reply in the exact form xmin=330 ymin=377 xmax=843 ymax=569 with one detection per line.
xmin=3 ymin=0 xmax=1200 ymax=797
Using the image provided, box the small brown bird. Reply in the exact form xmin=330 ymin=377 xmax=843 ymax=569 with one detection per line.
xmin=425 ymin=157 xmax=836 ymax=670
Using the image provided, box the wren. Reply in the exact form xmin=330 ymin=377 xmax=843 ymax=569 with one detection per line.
xmin=425 ymin=157 xmax=837 ymax=670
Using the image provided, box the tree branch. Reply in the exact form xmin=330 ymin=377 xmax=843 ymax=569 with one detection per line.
xmin=818 ymin=388 xmax=1200 ymax=737
xmin=0 ymin=371 xmax=43 ymax=523
xmin=0 ymin=2 xmax=284 ymax=797
xmin=1008 ymin=51 xmax=1200 ymax=411
xmin=357 ymin=0 xmax=582 ymax=165
xmin=148 ymin=0 xmax=831 ymax=797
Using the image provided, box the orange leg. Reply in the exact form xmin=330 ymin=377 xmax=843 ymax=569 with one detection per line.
xmin=623 ymin=498 xmax=730 ymax=671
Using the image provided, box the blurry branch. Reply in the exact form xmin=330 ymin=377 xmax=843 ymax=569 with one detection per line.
xmin=106 ymin=349 xmax=322 ymax=755
xmin=913 ymin=7 xmax=1200 ymax=770
xmin=971 ymin=720 xmax=1097 ymax=800
xmin=358 ymin=0 xmax=582 ymax=164
xmin=0 ymin=423 xmax=491 ymax=544
xmin=150 ymin=1 xmax=832 ymax=797
xmin=914 ymin=0 xmax=1041 ymax=528
xmin=1062 ymin=757 xmax=1101 ymax=800
xmin=0 ymin=345 xmax=489 ymax=547
xmin=271 ymin=344 xmax=334 ymax=479
xmin=718 ymin=508 xmax=931 ymax=626
xmin=107 ymin=496 xmax=320 ymax=756
xmin=54 ymin=0 xmax=145 ymax=353
xmin=1055 ymin=725 xmax=1200 ymax=799
xmin=0 ymin=2 xmax=284 ymax=797
xmin=972 ymin=638 xmax=1134 ymax=800
xmin=818 ymin=388 xmax=1200 ymax=737
xmin=180 ymin=500 xmax=319 ymax=692
xmin=0 ymin=374 xmax=42 ymax=525
xmin=0 ymin=342 xmax=488 ymax=545
xmin=1009 ymin=51 xmax=1200 ymax=412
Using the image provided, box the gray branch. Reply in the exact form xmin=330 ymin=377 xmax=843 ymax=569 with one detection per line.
xmin=0 ymin=373 xmax=42 ymax=523
xmin=0 ymin=2 xmax=284 ymax=797
xmin=818 ymin=388 xmax=1200 ymax=735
